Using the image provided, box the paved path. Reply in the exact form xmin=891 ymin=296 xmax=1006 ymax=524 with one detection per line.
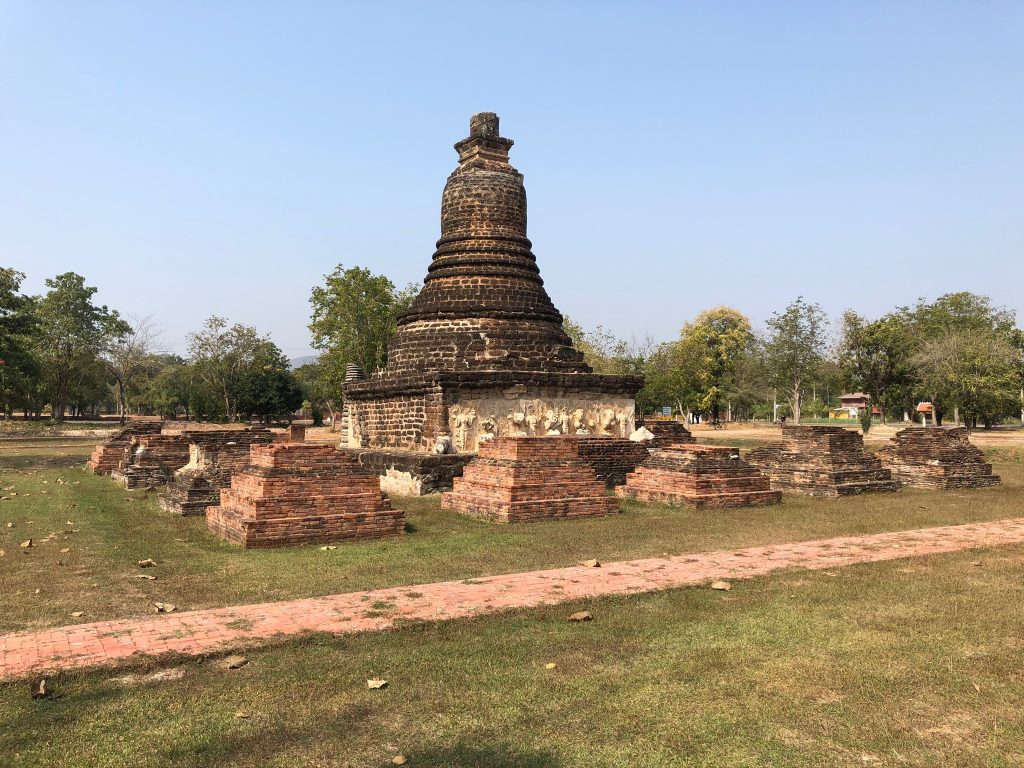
xmin=4 ymin=517 xmax=1024 ymax=681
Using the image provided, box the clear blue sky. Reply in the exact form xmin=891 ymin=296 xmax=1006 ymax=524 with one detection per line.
xmin=3 ymin=1 xmax=1022 ymax=359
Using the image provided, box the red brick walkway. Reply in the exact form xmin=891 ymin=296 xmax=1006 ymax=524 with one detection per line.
xmin=4 ymin=517 xmax=1024 ymax=681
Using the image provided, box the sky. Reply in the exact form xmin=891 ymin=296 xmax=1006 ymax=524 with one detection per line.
xmin=2 ymin=1 xmax=1022 ymax=360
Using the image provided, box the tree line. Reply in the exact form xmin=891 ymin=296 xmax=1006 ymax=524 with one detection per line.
xmin=4 ymin=264 xmax=1022 ymax=429
xmin=0 ymin=269 xmax=303 ymax=423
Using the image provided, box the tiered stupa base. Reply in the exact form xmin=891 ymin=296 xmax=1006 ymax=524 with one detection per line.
xmin=640 ymin=420 xmax=695 ymax=447
xmin=86 ymin=421 xmax=163 ymax=475
xmin=206 ymin=443 xmax=404 ymax=548
xmin=112 ymin=434 xmax=191 ymax=489
xmin=441 ymin=437 xmax=619 ymax=523
xmin=564 ymin=435 xmax=651 ymax=487
xmin=746 ymin=426 xmax=900 ymax=497
xmin=158 ymin=428 xmax=274 ymax=515
xmin=877 ymin=427 xmax=1001 ymax=489
xmin=616 ymin=444 xmax=781 ymax=508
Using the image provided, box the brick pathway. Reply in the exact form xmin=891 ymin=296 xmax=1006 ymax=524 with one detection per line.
xmin=3 ymin=517 xmax=1024 ymax=681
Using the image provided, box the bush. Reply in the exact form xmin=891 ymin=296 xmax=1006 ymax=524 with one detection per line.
xmin=859 ymin=408 xmax=873 ymax=434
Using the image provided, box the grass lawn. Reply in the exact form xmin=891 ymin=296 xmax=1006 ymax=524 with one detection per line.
xmin=1 ymin=440 xmax=1022 ymax=634
xmin=2 ymin=545 xmax=1023 ymax=767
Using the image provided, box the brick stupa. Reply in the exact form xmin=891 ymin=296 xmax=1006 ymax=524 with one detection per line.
xmin=343 ymin=114 xmax=643 ymax=479
xmin=746 ymin=426 xmax=900 ymax=497
xmin=159 ymin=428 xmax=275 ymax=516
xmin=206 ymin=443 xmax=404 ymax=548
xmin=616 ymin=444 xmax=782 ymax=508
xmin=441 ymin=437 xmax=619 ymax=523
xmin=87 ymin=420 xmax=163 ymax=475
xmin=876 ymin=427 xmax=1001 ymax=489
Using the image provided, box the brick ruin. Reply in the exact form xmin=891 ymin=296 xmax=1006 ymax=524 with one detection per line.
xmin=567 ymin=435 xmax=653 ymax=487
xmin=746 ymin=426 xmax=900 ymax=497
xmin=876 ymin=427 xmax=1001 ymax=489
xmin=639 ymin=420 xmax=695 ymax=448
xmin=616 ymin=444 xmax=782 ymax=509
xmin=112 ymin=433 xmax=192 ymax=489
xmin=207 ymin=443 xmax=405 ymax=548
xmin=441 ymin=437 xmax=620 ymax=523
xmin=158 ymin=428 xmax=275 ymax=516
xmin=86 ymin=421 xmax=164 ymax=475
xmin=343 ymin=114 xmax=642 ymax=491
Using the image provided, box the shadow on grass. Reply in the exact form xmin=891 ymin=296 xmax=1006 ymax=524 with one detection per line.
xmin=375 ymin=744 xmax=563 ymax=767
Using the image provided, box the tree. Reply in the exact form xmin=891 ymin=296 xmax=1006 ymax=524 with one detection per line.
xmin=675 ymin=307 xmax=753 ymax=422
xmin=34 ymin=272 xmax=127 ymax=422
xmin=762 ymin=297 xmax=830 ymax=424
xmin=309 ymin=265 xmax=418 ymax=429
xmin=101 ymin=315 xmax=163 ymax=423
xmin=235 ymin=339 xmax=304 ymax=422
xmin=838 ymin=308 xmax=917 ymax=422
xmin=0 ymin=269 xmax=39 ymax=418
xmin=187 ymin=317 xmax=264 ymax=421
xmin=913 ymin=330 xmax=1018 ymax=428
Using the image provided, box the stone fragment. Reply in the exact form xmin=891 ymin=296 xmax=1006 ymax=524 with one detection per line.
xmin=392 ymin=756 xmax=407 ymax=765
xmin=366 ymin=677 xmax=388 ymax=689
xmin=153 ymin=602 xmax=176 ymax=613
xmin=545 ymin=663 xmax=557 ymax=670
xmin=20 ymin=539 xmax=32 ymax=548
xmin=568 ymin=611 xmax=593 ymax=622
xmin=138 ymin=559 xmax=157 ymax=568
xmin=31 ymin=678 xmax=48 ymax=699
xmin=220 ymin=655 xmax=248 ymax=670
xmin=711 ymin=581 xmax=732 ymax=591
xmin=70 ymin=611 xmax=84 ymax=617
xmin=579 ymin=559 xmax=601 ymax=568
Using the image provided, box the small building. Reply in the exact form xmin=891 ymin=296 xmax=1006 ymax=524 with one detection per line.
xmin=831 ymin=393 xmax=878 ymax=420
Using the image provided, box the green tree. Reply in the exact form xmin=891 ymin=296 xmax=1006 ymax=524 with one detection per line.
xmin=675 ymin=307 xmax=753 ymax=423
xmin=763 ymin=297 xmax=830 ymax=424
xmin=34 ymin=272 xmax=127 ymax=422
xmin=838 ymin=308 xmax=917 ymax=422
xmin=101 ymin=315 xmax=163 ymax=423
xmin=235 ymin=339 xmax=304 ymax=422
xmin=309 ymin=265 xmax=418 ymax=429
xmin=187 ymin=317 xmax=264 ymax=421
xmin=0 ymin=269 xmax=39 ymax=418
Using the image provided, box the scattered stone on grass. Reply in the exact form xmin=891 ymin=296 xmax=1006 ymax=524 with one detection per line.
xmin=711 ymin=580 xmax=732 ymax=591
xmin=234 ymin=711 xmax=249 ymax=719
xmin=220 ymin=655 xmax=248 ymax=670
xmin=20 ymin=539 xmax=32 ymax=548
xmin=579 ymin=559 xmax=601 ymax=568
xmin=134 ymin=574 xmax=157 ymax=580
xmin=31 ymin=678 xmax=48 ymax=699
xmin=366 ymin=677 xmax=388 ymax=690
xmin=138 ymin=559 xmax=157 ymax=568
xmin=545 ymin=663 xmax=557 ymax=670
xmin=70 ymin=611 xmax=84 ymax=618
xmin=568 ymin=611 xmax=593 ymax=622
xmin=392 ymin=756 xmax=407 ymax=765
xmin=153 ymin=602 xmax=177 ymax=614
xmin=320 ymin=545 xmax=337 ymax=551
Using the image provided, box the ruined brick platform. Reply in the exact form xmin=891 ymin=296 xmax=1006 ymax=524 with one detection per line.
xmin=158 ymin=428 xmax=274 ymax=515
xmin=877 ymin=427 xmax=1001 ymax=489
xmin=206 ymin=443 xmax=404 ymax=548
xmin=342 ymin=448 xmax=474 ymax=496
xmin=441 ymin=437 xmax=619 ymax=523
xmin=86 ymin=421 xmax=163 ymax=475
xmin=565 ymin=435 xmax=651 ymax=487
xmin=112 ymin=433 xmax=191 ymax=489
xmin=746 ymin=426 xmax=900 ymax=497
xmin=617 ymin=444 xmax=782 ymax=508
xmin=640 ymin=420 xmax=695 ymax=447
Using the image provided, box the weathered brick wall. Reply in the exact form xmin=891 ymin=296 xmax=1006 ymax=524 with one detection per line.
xmin=617 ymin=444 xmax=781 ymax=508
xmin=441 ymin=437 xmax=619 ymax=523
xmin=746 ymin=426 xmax=900 ymax=497
xmin=877 ymin=427 xmax=1000 ymax=489
xmin=87 ymin=421 xmax=164 ymax=475
xmin=207 ymin=443 xmax=404 ymax=548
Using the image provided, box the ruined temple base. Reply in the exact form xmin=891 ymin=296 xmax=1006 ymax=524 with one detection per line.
xmin=158 ymin=428 xmax=274 ymax=515
xmin=441 ymin=437 xmax=619 ymax=523
xmin=746 ymin=426 xmax=900 ymax=497
xmin=86 ymin=421 xmax=163 ymax=475
xmin=341 ymin=448 xmax=474 ymax=496
xmin=206 ymin=443 xmax=404 ymax=548
xmin=564 ymin=435 xmax=652 ymax=487
xmin=112 ymin=434 xmax=191 ymax=489
xmin=616 ymin=444 xmax=781 ymax=508
xmin=639 ymin=420 xmax=696 ymax=448
xmin=877 ymin=427 xmax=1001 ymax=490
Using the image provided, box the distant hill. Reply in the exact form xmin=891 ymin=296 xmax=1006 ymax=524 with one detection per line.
xmin=290 ymin=355 xmax=319 ymax=369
